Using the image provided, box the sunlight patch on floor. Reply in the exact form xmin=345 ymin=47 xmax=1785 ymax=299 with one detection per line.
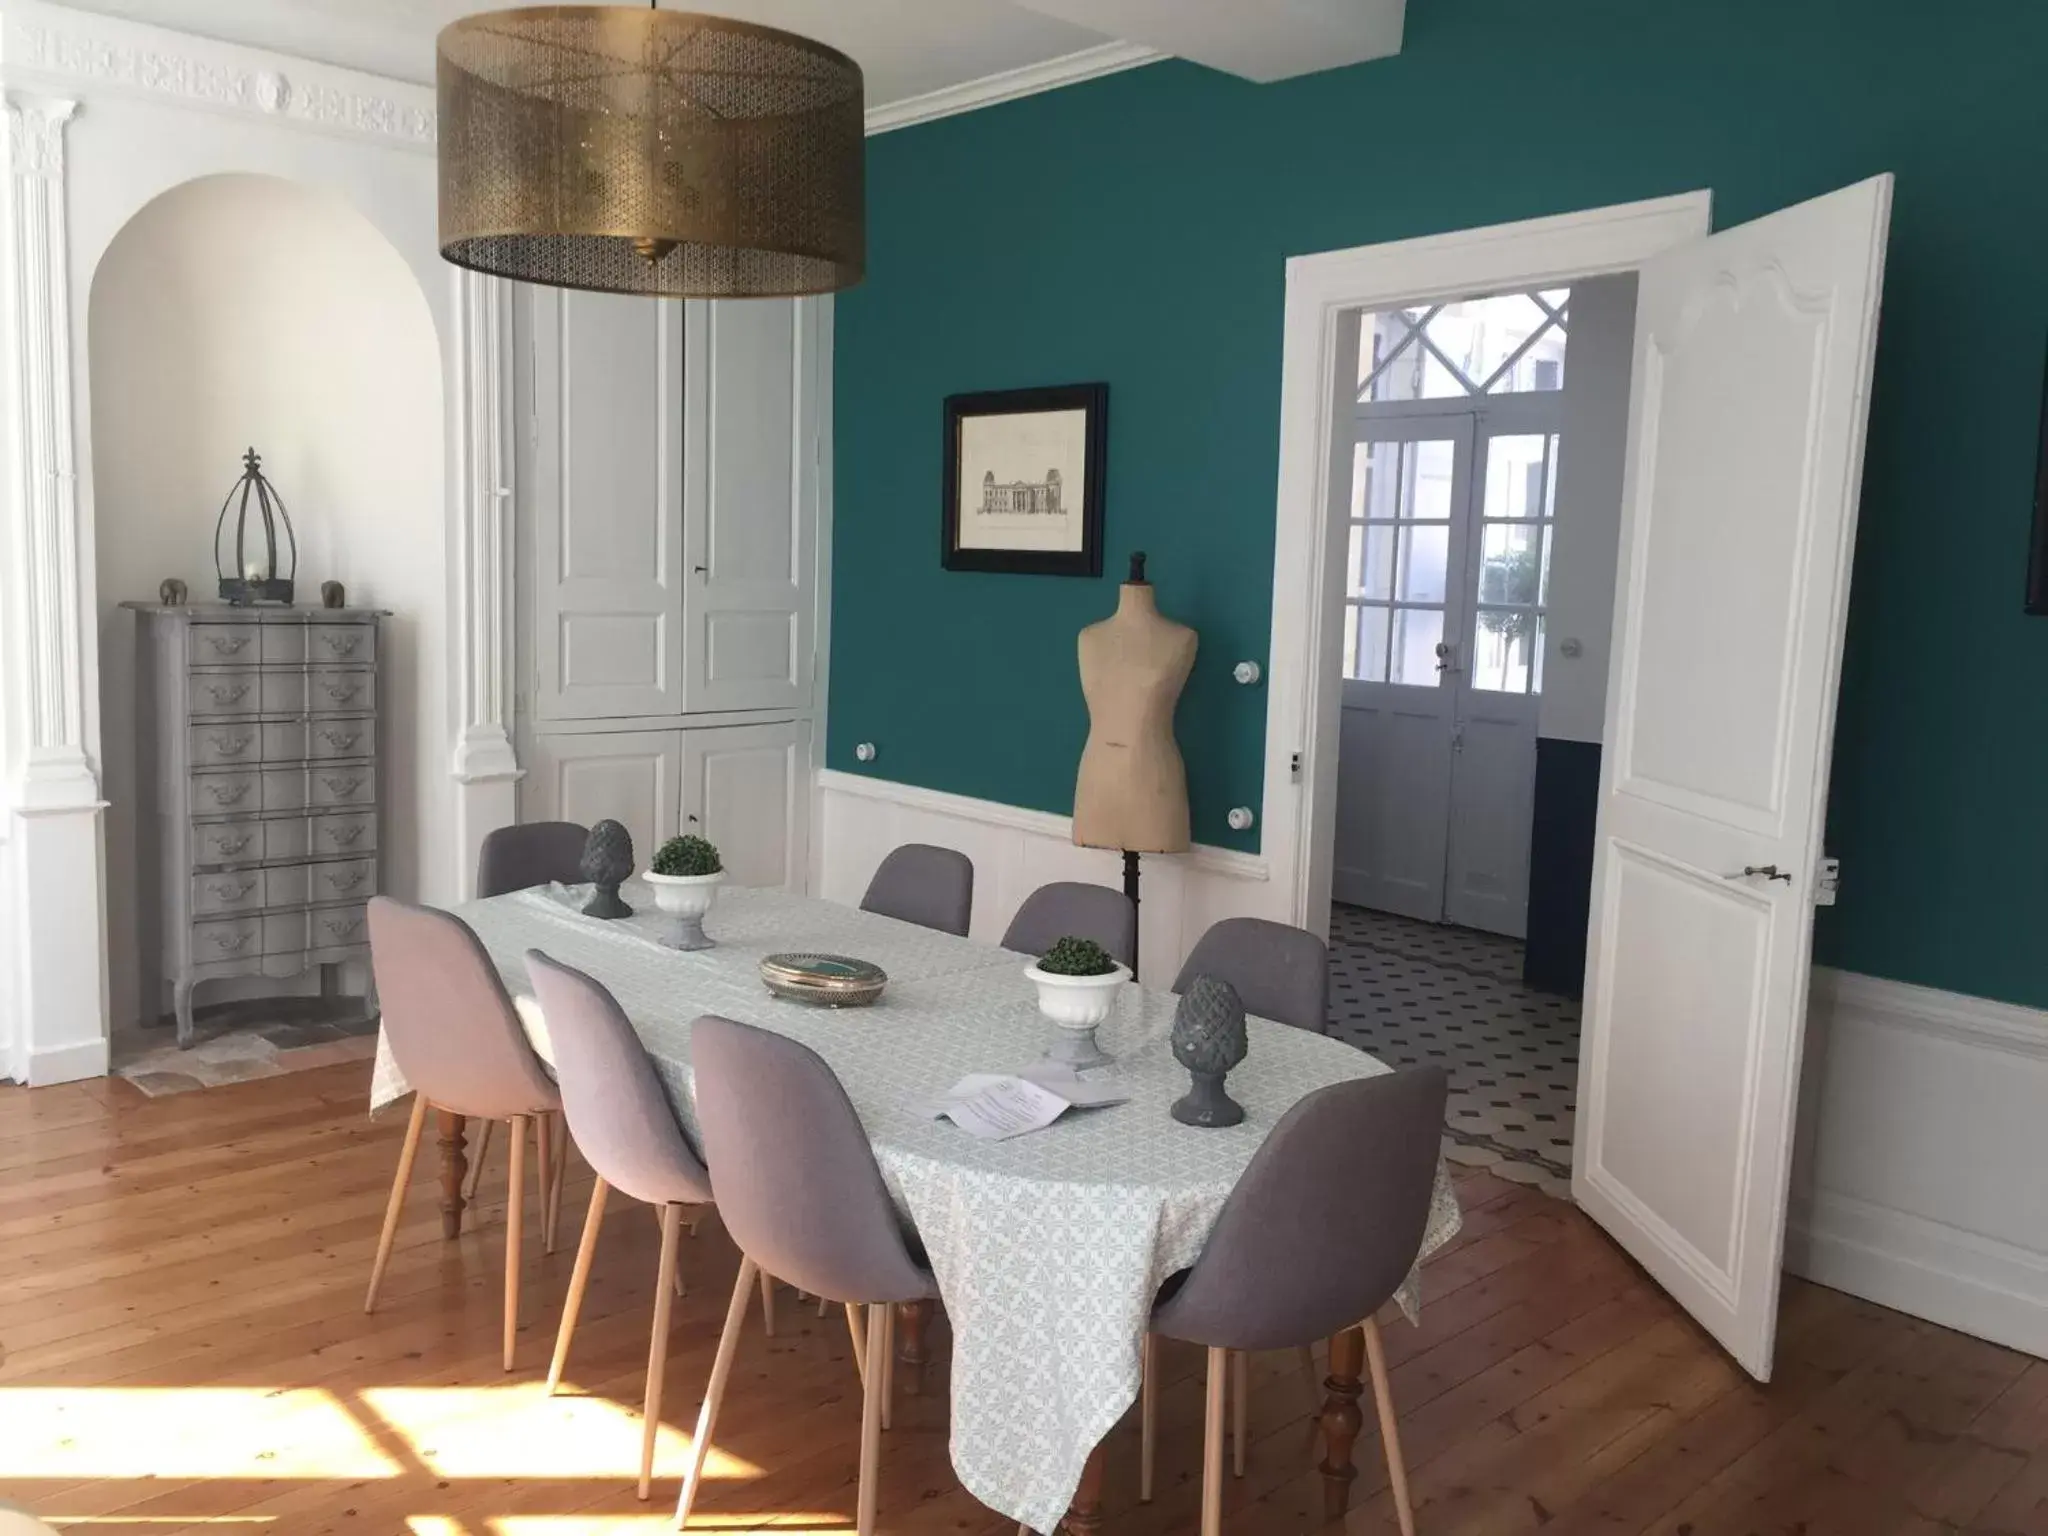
xmin=487 ymin=1521 xmax=854 ymax=1533
xmin=358 ymin=1385 xmax=761 ymax=1482
xmin=0 ymin=1389 xmax=399 ymax=1479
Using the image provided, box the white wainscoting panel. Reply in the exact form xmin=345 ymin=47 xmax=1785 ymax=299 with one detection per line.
xmin=813 ymin=771 xmax=1274 ymax=987
xmin=1788 ymin=967 xmax=2048 ymax=1359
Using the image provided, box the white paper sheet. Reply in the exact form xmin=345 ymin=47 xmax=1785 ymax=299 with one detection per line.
xmin=927 ymin=1065 xmax=1131 ymax=1141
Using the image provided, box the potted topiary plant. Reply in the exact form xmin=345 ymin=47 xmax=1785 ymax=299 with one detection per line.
xmin=1024 ymin=936 xmax=1130 ymax=1069
xmin=645 ymin=834 xmax=723 ymax=950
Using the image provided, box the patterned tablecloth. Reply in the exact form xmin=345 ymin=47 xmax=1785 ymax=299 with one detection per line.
xmin=368 ymin=882 xmax=1463 ymax=1534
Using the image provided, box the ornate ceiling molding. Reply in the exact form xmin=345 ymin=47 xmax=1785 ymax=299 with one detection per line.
xmin=0 ymin=0 xmax=434 ymax=151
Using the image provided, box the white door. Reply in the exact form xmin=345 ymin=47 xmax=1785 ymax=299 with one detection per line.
xmin=1331 ymin=420 xmax=1474 ymax=917
xmin=525 ymin=729 xmax=683 ymax=869
xmin=681 ymin=298 xmax=819 ymax=714
xmin=1574 ymin=175 xmax=1892 ymax=1379
xmin=681 ymin=719 xmax=812 ymax=891
xmin=531 ymin=289 xmax=686 ymax=721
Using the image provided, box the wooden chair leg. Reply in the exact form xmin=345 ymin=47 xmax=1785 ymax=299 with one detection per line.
xmin=1364 ymin=1315 xmax=1415 ymax=1536
xmin=364 ymin=1093 xmax=428 ymax=1313
xmin=758 ymin=1267 xmax=777 ymax=1337
xmin=1232 ymin=1348 xmax=1248 ymax=1477
xmin=535 ymin=1114 xmax=557 ymax=1256
xmin=546 ymin=1116 xmax=569 ymax=1252
xmin=845 ymin=1302 xmax=868 ymax=1385
xmin=857 ymin=1303 xmax=888 ymax=1536
xmin=817 ymin=1294 xmax=830 ymax=1319
xmin=1202 ymin=1345 xmax=1227 ymax=1536
xmin=640 ymin=1204 xmax=684 ymax=1499
xmin=547 ymin=1176 xmax=610 ymax=1396
xmin=879 ymin=1301 xmax=896 ymax=1431
xmin=503 ymin=1114 xmax=528 ymax=1372
xmin=1139 ymin=1332 xmax=1158 ymax=1502
xmin=465 ymin=1117 xmax=494 ymax=1201
xmin=674 ymin=1254 xmax=757 ymax=1530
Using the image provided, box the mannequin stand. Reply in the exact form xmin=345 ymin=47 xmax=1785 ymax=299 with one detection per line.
xmin=1123 ymin=850 xmax=1142 ymax=982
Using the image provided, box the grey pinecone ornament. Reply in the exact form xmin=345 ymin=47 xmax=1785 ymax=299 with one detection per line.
xmin=1170 ymin=974 xmax=1248 ymax=1128
xmin=581 ymin=819 xmax=635 ymax=919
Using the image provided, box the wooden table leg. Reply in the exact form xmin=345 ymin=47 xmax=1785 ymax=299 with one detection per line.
xmin=436 ymin=1109 xmax=470 ymax=1239
xmin=896 ymin=1298 xmax=932 ymax=1396
xmin=1317 ymin=1325 xmax=1366 ymax=1521
xmin=1061 ymin=1442 xmax=1107 ymax=1536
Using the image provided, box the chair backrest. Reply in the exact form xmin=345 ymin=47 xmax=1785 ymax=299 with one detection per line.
xmin=859 ymin=843 xmax=974 ymax=937
xmin=477 ymin=820 xmax=589 ymax=898
xmin=1173 ymin=917 xmax=1329 ymax=1033
xmin=1150 ymin=1068 xmax=1449 ymax=1352
xmin=367 ymin=896 xmax=558 ymax=1119
xmin=690 ymin=1015 xmax=933 ymax=1306
xmin=1001 ymin=881 xmax=1136 ymax=968
xmin=526 ymin=950 xmax=712 ymax=1208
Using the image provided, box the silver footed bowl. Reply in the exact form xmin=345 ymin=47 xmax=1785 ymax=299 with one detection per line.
xmin=759 ymin=952 xmax=888 ymax=1008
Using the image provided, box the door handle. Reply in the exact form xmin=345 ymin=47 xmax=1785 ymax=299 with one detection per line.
xmin=1725 ymin=864 xmax=1793 ymax=884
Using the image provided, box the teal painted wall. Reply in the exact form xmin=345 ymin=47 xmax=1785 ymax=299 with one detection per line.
xmin=830 ymin=0 xmax=2048 ymax=1007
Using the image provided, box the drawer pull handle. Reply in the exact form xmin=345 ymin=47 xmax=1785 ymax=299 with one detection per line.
xmin=211 ymin=930 xmax=252 ymax=952
xmin=324 ymin=916 xmax=364 ymax=939
xmin=323 ymin=774 xmax=365 ymax=798
xmin=211 ymin=878 xmax=256 ymax=900
xmin=326 ymin=868 xmax=367 ymax=892
xmin=205 ymin=683 xmax=251 ymax=705
xmin=206 ymin=635 xmax=251 ymax=655
xmin=323 ymin=683 xmax=363 ymax=704
xmin=209 ymin=732 xmax=253 ymax=756
xmin=322 ymin=634 xmax=362 ymax=656
xmin=213 ymin=833 xmax=254 ymax=855
xmin=320 ymin=729 xmax=363 ymax=752
xmin=327 ymin=824 xmax=367 ymax=847
xmin=207 ymin=782 xmax=251 ymax=806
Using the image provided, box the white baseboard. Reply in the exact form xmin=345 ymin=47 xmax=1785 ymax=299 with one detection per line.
xmin=1789 ymin=967 xmax=2048 ymax=1358
xmin=26 ymin=1036 xmax=111 ymax=1087
xmin=814 ymin=770 xmax=1273 ymax=986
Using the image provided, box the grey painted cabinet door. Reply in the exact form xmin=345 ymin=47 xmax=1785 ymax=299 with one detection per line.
xmin=681 ymin=719 xmax=811 ymax=892
xmin=525 ymin=730 xmax=683 ymax=871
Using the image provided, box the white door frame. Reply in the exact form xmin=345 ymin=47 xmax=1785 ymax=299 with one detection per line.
xmin=1262 ymin=191 xmax=1714 ymax=937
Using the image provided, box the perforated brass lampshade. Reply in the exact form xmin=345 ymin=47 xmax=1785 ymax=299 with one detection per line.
xmin=437 ymin=6 xmax=865 ymax=297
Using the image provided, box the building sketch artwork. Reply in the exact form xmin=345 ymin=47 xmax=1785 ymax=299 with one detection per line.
xmin=981 ymin=467 xmax=1062 ymax=517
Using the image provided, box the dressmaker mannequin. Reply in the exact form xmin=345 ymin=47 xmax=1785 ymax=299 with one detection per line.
xmin=1074 ymin=553 xmax=1197 ymax=977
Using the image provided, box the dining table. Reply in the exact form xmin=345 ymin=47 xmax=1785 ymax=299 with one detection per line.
xmin=368 ymin=880 xmax=1462 ymax=1534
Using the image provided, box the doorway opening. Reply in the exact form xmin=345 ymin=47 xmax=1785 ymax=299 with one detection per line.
xmin=1321 ymin=274 xmax=1638 ymax=1198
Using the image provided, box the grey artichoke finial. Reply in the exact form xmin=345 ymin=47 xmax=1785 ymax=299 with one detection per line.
xmin=1171 ymin=974 xmax=1248 ymax=1128
xmin=581 ymin=819 xmax=635 ymax=919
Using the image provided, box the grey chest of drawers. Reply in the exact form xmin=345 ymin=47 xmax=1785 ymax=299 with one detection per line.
xmin=124 ymin=603 xmax=390 ymax=1046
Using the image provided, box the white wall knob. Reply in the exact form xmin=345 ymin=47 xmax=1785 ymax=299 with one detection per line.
xmin=1227 ymin=806 xmax=1255 ymax=832
xmin=854 ymin=742 xmax=877 ymax=763
xmin=1233 ymin=660 xmax=1262 ymax=685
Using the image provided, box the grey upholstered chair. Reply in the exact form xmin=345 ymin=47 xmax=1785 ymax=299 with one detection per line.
xmin=858 ymin=842 xmax=974 ymax=936
xmin=478 ymin=820 xmax=589 ymax=897
xmin=1000 ymin=881 xmax=1137 ymax=969
xmin=364 ymin=897 xmax=568 ymax=1371
xmin=675 ymin=1016 xmax=940 ymax=1535
xmin=1173 ymin=917 xmax=1330 ymax=1034
xmin=527 ymin=951 xmax=714 ymax=1499
xmin=1146 ymin=1068 xmax=1448 ymax=1536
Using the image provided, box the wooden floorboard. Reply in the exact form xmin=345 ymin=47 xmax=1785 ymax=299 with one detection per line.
xmin=0 ymin=1062 xmax=2040 ymax=1535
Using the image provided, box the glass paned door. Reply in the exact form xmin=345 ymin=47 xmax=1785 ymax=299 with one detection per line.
xmin=1331 ymin=418 xmax=1476 ymax=923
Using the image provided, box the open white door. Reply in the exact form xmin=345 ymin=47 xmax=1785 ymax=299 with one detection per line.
xmin=1573 ymin=175 xmax=1891 ymax=1380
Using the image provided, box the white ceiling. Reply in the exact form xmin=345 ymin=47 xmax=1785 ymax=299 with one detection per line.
xmin=55 ymin=0 xmax=1403 ymax=107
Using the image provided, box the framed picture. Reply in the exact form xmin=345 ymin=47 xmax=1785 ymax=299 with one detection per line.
xmin=2030 ymin=339 xmax=2048 ymax=615
xmin=942 ymin=382 xmax=1108 ymax=576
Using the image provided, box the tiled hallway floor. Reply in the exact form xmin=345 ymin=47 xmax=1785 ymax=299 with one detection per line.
xmin=1326 ymin=903 xmax=1579 ymax=1198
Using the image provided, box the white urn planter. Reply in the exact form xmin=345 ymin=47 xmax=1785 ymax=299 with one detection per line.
xmin=644 ymin=869 xmax=722 ymax=951
xmin=1024 ymin=961 xmax=1130 ymax=1070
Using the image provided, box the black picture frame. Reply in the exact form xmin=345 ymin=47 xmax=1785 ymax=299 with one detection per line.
xmin=941 ymin=382 xmax=1108 ymax=577
xmin=2029 ymin=340 xmax=2048 ymax=615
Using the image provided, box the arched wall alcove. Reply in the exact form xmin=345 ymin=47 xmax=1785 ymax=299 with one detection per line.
xmin=89 ymin=171 xmax=445 ymax=1034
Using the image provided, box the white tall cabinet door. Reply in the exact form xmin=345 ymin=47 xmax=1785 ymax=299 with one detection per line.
xmin=682 ymin=720 xmax=812 ymax=891
xmin=531 ymin=288 xmax=686 ymax=720
xmin=1574 ymin=176 xmax=1891 ymax=1380
xmin=525 ymin=730 xmax=684 ymax=871
xmin=681 ymin=298 xmax=818 ymax=714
